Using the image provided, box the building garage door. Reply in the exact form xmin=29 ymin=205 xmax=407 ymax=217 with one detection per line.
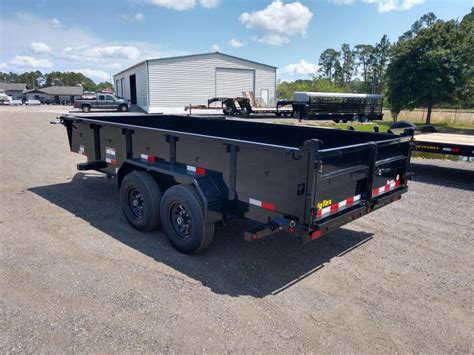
xmin=216 ymin=68 xmax=255 ymax=97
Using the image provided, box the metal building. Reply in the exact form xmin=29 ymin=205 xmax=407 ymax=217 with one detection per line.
xmin=112 ymin=52 xmax=277 ymax=113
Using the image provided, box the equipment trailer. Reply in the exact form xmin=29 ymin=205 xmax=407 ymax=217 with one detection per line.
xmin=207 ymin=97 xmax=294 ymax=117
xmin=60 ymin=114 xmax=413 ymax=254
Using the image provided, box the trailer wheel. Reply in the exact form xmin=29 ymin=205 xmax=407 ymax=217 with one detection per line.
xmin=120 ymin=171 xmax=161 ymax=232
xmin=81 ymin=105 xmax=91 ymax=113
xmin=160 ymin=185 xmax=214 ymax=254
xmin=119 ymin=104 xmax=128 ymax=112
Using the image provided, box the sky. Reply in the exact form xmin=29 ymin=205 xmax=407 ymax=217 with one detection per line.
xmin=0 ymin=0 xmax=472 ymax=83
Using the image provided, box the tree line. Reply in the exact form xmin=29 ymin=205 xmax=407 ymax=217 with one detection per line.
xmin=0 ymin=71 xmax=113 ymax=93
xmin=278 ymin=8 xmax=473 ymax=123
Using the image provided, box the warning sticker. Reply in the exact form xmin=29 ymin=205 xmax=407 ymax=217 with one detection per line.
xmin=105 ymin=147 xmax=116 ymax=165
xmin=78 ymin=144 xmax=86 ymax=156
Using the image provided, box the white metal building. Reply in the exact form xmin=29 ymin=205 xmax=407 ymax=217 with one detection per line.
xmin=113 ymin=52 xmax=277 ymax=113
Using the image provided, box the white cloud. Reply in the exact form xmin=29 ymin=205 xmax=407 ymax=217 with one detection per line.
xmin=253 ymin=34 xmax=289 ymax=46
xmin=51 ymin=17 xmax=61 ymax=28
xmin=146 ymin=0 xmax=195 ymax=11
xmin=283 ymin=60 xmax=319 ymax=75
xmin=83 ymin=45 xmax=140 ymax=60
xmin=77 ymin=68 xmax=111 ymax=81
xmin=10 ymin=55 xmax=53 ymax=68
xmin=29 ymin=41 xmax=52 ymax=53
xmin=134 ymin=13 xmax=145 ymax=21
xmin=199 ymin=0 xmax=219 ymax=8
xmin=145 ymin=0 xmax=219 ymax=10
xmin=228 ymin=38 xmax=245 ymax=48
xmin=105 ymin=62 xmax=123 ymax=69
xmin=211 ymin=44 xmax=220 ymax=52
xmin=330 ymin=0 xmax=354 ymax=4
xmin=0 ymin=62 xmax=8 ymax=69
xmin=239 ymin=1 xmax=313 ymax=46
xmin=365 ymin=0 xmax=425 ymax=13
xmin=333 ymin=0 xmax=425 ymax=12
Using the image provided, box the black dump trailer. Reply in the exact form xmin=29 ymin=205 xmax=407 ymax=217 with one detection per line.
xmin=60 ymin=114 xmax=413 ymax=254
xmin=292 ymin=92 xmax=384 ymax=122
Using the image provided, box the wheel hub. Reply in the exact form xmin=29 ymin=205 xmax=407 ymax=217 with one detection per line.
xmin=171 ymin=203 xmax=192 ymax=239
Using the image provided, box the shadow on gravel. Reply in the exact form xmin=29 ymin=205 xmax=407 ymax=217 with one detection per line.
xmin=30 ymin=173 xmax=373 ymax=298
xmin=410 ymin=162 xmax=474 ymax=191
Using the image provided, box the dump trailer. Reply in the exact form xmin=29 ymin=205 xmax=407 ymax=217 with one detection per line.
xmin=59 ymin=114 xmax=413 ymax=254
xmin=292 ymin=92 xmax=384 ymax=122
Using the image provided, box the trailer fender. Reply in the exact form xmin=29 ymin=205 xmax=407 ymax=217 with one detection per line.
xmin=117 ymin=160 xmax=225 ymax=223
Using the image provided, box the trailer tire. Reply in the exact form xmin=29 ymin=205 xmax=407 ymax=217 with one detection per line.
xmin=81 ymin=104 xmax=91 ymax=113
xmin=119 ymin=104 xmax=128 ymax=112
xmin=120 ymin=171 xmax=161 ymax=232
xmin=160 ymin=184 xmax=214 ymax=254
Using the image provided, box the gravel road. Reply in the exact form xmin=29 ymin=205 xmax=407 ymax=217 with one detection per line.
xmin=1 ymin=106 xmax=473 ymax=353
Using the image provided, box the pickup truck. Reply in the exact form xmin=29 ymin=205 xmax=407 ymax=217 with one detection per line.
xmin=74 ymin=93 xmax=129 ymax=113
xmin=58 ymin=113 xmax=413 ymax=254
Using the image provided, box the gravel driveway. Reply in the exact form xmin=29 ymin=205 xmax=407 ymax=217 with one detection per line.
xmin=1 ymin=107 xmax=473 ymax=353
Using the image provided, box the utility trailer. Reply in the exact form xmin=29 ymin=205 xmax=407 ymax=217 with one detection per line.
xmin=414 ymin=133 xmax=474 ymax=157
xmin=59 ymin=114 xmax=413 ymax=254
xmin=207 ymin=97 xmax=293 ymax=117
xmin=292 ymin=92 xmax=384 ymax=122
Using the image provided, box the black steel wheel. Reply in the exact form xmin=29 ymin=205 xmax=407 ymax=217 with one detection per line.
xmin=160 ymin=185 xmax=214 ymax=254
xmin=120 ymin=171 xmax=161 ymax=232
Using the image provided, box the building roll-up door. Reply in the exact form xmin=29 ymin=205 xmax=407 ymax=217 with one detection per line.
xmin=216 ymin=68 xmax=255 ymax=98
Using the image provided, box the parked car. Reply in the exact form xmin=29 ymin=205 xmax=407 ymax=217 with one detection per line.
xmin=74 ymin=93 xmax=129 ymax=113
xmin=0 ymin=90 xmax=12 ymax=104
xmin=25 ymin=99 xmax=41 ymax=105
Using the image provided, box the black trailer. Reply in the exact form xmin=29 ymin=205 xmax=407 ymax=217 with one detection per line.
xmin=414 ymin=133 xmax=474 ymax=157
xmin=207 ymin=97 xmax=293 ymax=117
xmin=59 ymin=114 xmax=413 ymax=254
xmin=292 ymin=92 xmax=384 ymax=122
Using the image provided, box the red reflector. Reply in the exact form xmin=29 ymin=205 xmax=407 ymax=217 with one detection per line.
xmin=311 ymin=230 xmax=321 ymax=240
xmin=252 ymin=234 xmax=257 ymax=241
xmin=452 ymin=147 xmax=461 ymax=153
xmin=148 ymin=155 xmax=155 ymax=163
xmin=346 ymin=196 xmax=354 ymax=205
xmin=330 ymin=204 xmax=338 ymax=213
xmin=316 ymin=209 xmax=322 ymax=218
xmin=261 ymin=201 xmax=275 ymax=211
xmin=195 ymin=167 xmax=206 ymax=175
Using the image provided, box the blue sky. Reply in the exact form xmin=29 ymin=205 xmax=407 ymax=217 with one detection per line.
xmin=0 ymin=0 xmax=471 ymax=82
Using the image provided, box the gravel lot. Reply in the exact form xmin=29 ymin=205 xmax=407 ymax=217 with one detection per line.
xmin=1 ymin=106 xmax=473 ymax=353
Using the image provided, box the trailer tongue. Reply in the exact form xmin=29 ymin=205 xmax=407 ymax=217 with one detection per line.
xmin=60 ymin=114 xmax=413 ymax=253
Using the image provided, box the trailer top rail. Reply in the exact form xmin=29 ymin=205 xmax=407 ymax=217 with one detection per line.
xmin=294 ymin=92 xmax=383 ymax=101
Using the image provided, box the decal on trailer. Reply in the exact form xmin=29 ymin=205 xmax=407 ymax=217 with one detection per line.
xmin=316 ymin=194 xmax=361 ymax=220
xmin=105 ymin=147 xmax=116 ymax=164
xmin=78 ymin=144 xmax=86 ymax=157
xmin=442 ymin=147 xmax=461 ymax=153
xmin=140 ymin=154 xmax=156 ymax=163
xmin=372 ymin=178 xmax=400 ymax=197
xmin=249 ymin=198 xmax=276 ymax=211
xmin=186 ymin=165 xmax=206 ymax=176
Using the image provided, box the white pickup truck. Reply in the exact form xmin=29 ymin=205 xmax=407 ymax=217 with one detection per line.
xmin=74 ymin=93 xmax=129 ymax=113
